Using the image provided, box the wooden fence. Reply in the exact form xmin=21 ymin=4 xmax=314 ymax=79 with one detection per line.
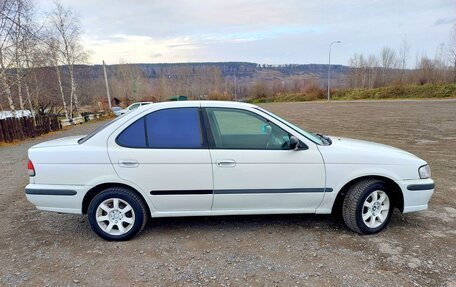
xmin=0 ymin=115 xmax=61 ymax=143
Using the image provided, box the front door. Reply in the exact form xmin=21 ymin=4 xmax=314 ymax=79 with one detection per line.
xmin=108 ymin=106 xmax=213 ymax=212
xmin=204 ymin=107 xmax=326 ymax=213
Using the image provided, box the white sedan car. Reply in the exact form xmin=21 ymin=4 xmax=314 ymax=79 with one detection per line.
xmin=25 ymin=101 xmax=434 ymax=241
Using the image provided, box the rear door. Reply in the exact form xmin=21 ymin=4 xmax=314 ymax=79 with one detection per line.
xmin=107 ymin=105 xmax=213 ymax=212
xmin=204 ymin=106 xmax=326 ymax=212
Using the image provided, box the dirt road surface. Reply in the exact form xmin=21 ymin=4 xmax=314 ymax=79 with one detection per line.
xmin=0 ymin=100 xmax=455 ymax=286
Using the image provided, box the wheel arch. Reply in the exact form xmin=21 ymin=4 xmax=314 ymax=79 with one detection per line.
xmin=331 ymin=175 xmax=404 ymax=215
xmin=82 ymin=182 xmax=152 ymax=216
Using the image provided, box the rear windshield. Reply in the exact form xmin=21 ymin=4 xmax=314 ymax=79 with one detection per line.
xmin=78 ymin=117 xmax=120 ymax=144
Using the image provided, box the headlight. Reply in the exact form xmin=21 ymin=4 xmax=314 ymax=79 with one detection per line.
xmin=419 ymin=164 xmax=431 ymax=179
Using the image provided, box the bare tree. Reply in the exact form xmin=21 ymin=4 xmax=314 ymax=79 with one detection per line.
xmin=249 ymin=81 xmax=269 ymax=99
xmin=48 ymin=38 xmax=69 ymax=118
xmin=0 ymin=0 xmax=18 ymax=114
xmin=366 ymin=54 xmax=379 ymax=88
xmin=434 ymin=42 xmax=449 ymax=82
xmin=415 ymin=55 xmax=437 ymax=84
xmin=10 ymin=0 xmax=38 ymax=118
xmin=399 ymin=36 xmax=410 ymax=83
xmin=348 ymin=53 xmax=371 ymax=88
xmin=48 ymin=1 xmax=86 ymax=118
xmin=380 ymin=46 xmax=398 ymax=86
xmin=107 ymin=63 xmax=153 ymax=104
xmin=12 ymin=0 xmax=24 ymax=113
xmin=156 ymin=74 xmax=170 ymax=101
xmin=448 ymin=23 xmax=456 ymax=82
xmin=17 ymin=0 xmax=37 ymax=121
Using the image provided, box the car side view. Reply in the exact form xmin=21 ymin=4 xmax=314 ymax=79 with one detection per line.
xmin=25 ymin=101 xmax=434 ymax=241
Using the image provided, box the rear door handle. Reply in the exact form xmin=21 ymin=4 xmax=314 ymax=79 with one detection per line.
xmin=118 ymin=160 xmax=139 ymax=168
xmin=216 ymin=159 xmax=236 ymax=168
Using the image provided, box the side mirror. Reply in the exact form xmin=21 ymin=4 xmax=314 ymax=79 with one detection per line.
xmin=289 ymin=136 xmax=300 ymax=151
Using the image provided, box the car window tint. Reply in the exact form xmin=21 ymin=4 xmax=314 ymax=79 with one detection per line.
xmin=213 ymin=110 xmax=264 ymax=135
xmin=117 ymin=118 xmax=147 ymax=148
xmin=206 ymin=108 xmax=290 ymax=150
xmin=145 ymin=108 xmax=203 ymax=148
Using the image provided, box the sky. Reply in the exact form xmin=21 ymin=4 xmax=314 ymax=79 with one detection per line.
xmin=40 ymin=0 xmax=456 ymax=66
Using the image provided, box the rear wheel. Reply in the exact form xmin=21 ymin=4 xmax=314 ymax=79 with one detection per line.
xmin=342 ymin=179 xmax=393 ymax=234
xmin=88 ymin=187 xmax=148 ymax=241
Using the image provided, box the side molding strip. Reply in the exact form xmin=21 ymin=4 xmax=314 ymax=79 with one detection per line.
xmin=149 ymin=188 xmax=333 ymax=195
xmin=407 ymin=184 xmax=435 ymax=191
xmin=215 ymin=188 xmax=331 ymax=194
xmin=25 ymin=189 xmax=77 ymax=196
xmin=150 ymin=190 xmax=212 ymax=195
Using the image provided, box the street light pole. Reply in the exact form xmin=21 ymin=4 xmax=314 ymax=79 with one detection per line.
xmin=102 ymin=60 xmax=112 ymax=110
xmin=327 ymin=41 xmax=341 ymax=101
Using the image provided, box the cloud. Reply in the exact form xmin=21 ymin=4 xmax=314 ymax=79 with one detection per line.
xmin=49 ymin=0 xmax=455 ymax=65
xmin=434 ymin=17 xmax=456 ymax=26
xmin=150 ymin=53 xmax=162 ymax=59
xmin=82 ymin=34 xmax=200 ymax=64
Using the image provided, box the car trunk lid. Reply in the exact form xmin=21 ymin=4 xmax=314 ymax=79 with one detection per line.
xmin=31 ymin=136 xmax=84 ymax=148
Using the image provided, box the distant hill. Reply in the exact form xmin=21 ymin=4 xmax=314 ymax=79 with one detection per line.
xmin=75 ymin=62 xmax=350 ymax=88
xmin=17 ymin=62 xmax=351 ymax=107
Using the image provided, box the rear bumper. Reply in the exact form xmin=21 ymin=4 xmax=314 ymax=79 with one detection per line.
xmin=398 ymin=178 xmax=435 ymax=213
xmin=25 ymin=184 xmax=88 ymax=214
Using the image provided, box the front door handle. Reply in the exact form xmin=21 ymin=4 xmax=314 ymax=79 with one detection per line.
xmin=119 ymin=160 xmax=139 ymax=168
xmin=216 ymin=159 xmax=236 ymax=168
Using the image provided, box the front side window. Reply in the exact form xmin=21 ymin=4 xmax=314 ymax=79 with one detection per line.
xmin=145 ymin=108 xmax=203 ymax=148
xmin=256 ymin=107 xmax=324 ymax=145
xmin=205 ymin=108 xmax=290 ymax=150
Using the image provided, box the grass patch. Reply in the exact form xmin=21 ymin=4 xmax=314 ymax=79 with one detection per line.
xmin=249 ymin=83 xmax=456 ymax=103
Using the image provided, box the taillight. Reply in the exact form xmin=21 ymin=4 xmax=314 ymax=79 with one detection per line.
xmin=27 ymin=160 xmax=35 ymax=177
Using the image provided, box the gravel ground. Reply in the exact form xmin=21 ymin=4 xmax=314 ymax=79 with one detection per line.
xmin=0 ymin=100 xmax=455 ymax=287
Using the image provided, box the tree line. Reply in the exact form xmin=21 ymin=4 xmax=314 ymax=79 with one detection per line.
xmin=1 ymin=0 xmax=455 ymax=113
xmin=0 ymin=0 xmax=88 ymax=121
xmin=347 ymin=30 xmax=456 ymax=89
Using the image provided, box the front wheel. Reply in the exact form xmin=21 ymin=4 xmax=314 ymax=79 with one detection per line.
xmin=342 ymin=179 xmax=393 ymax=234
xmin=88 ymin=187 xmax=148 ymax=241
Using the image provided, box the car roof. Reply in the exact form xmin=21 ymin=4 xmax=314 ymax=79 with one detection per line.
xmin=129 ymin=102 xmax=152 ymax=105
xmin=139 ymin=100 xmax=258 ymax=111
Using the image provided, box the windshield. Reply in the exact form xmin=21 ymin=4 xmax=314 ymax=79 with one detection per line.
xmin=256 ymin=108 xmax=325 ymax=145
xmin=78 ymin=117 xmax=121 ymax=144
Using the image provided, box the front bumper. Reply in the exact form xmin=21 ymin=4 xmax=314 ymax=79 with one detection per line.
xmin=397 ymin=178 xmax=435 ymax=213
xmin=25 ymin=184 xmax=89 ymax=214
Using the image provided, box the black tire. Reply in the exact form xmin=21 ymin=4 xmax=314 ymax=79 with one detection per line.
xmin=342 ymin=179 xmax=394 ymax=235
xmin=87 ymin=187 xmax=148 ymax=241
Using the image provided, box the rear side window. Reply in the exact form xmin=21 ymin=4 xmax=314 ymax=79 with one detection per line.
xmin=116 ymin=107 xmax=204 ymax=149
xmin=145 ymin=108 xmax=203 ymax=148
xmin=116 ymin=118 xmax=147 ymax=148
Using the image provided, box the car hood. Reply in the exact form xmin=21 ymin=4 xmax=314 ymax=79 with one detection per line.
xmin=31 ymin=136 xmax=83 ymax=148
xmin=318 ymin=136 xmax=426 ymax=166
